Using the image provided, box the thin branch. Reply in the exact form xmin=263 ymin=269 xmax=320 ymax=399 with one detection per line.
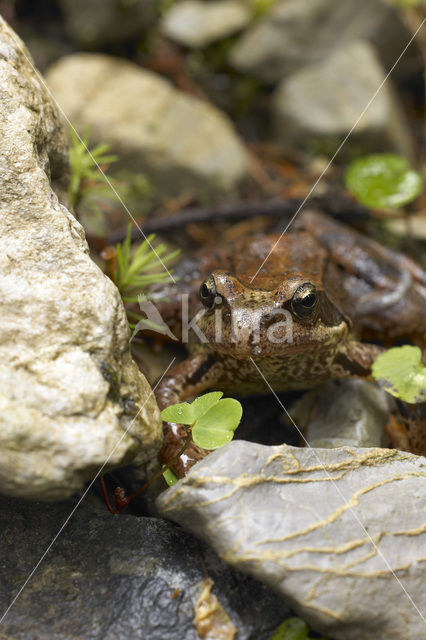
xmin=108 ymin=194 xmax=370 ymax=245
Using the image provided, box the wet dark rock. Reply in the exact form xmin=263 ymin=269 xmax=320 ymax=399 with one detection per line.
xmin=57 ymin=0 xmax=156 ymax=48
xmin=0 ymin=496 xmax=290 ymax=639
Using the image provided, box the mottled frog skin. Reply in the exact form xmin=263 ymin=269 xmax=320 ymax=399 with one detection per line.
xmin=151 ymin=210 xmax=426 ymax=472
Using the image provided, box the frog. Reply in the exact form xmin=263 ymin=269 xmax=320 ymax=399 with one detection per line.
xmin=151 ymin=210 xmax=426 ymax=475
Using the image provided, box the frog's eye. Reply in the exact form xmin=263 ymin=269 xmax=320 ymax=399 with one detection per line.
xmin=291 ymin=283 xmax=318 ymax=318
xmin=199 ymin=276 xmax=217 ymax=309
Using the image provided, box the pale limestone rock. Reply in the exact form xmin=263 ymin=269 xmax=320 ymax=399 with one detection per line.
xmin=160 ymin=0 xmax=251 ymax=48
xmin=0 ymin=18 xmax=162 ymax=500
xmin=272 ymin=40 xmax=414 ymax=159
xmin=158 ymin=441 xmax=426 ymax=640
xmin=45 ymin=54 xmax=250 ymax=198
xmin=229 ymin=0 xmax=417 ymax=84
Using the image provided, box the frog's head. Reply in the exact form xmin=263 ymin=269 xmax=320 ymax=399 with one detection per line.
xmin=194 ymin=269 xmax=350 ymax=359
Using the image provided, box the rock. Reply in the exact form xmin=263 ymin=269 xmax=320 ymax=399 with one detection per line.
xmin=386 ymin=213 xmax=426 ymax=241
xmin=45 ymin=54 xmax=251 ymax=198
xmin=57 ymin=0 xmax=156 ymax=48
xmin=12 ymin=31 xmax=74 ymax=74
xmin=271 ymin=40 xmax=414 ymax=159
xmin=291 ymin=380 xmax=391 ymax=448
xmin=0 ymin=496 xmax=290 ymax=639
xmin=158 ymin=441 xmax=426 ymax=640
xmin=229 ymin=0 xmax=418 ymax=84
xmin=160 ymin=0 xmax=251 ymax=48
xmin=0 ymin=18 xmax=162 ymax=500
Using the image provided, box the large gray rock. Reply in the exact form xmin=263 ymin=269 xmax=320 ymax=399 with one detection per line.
xmin=158 ymin=441 xmax=426 ymax=640
xmin=45 ymin=54 xmax=251 ymax=198
xmin=0 ymin=18 xmax=162 ymax=500
xmin=160 ymin=0 xmax=251 ymax=48
xmin=229 ymin=0 xmax=418 ymax=83
xmin=0 ymin=496 xmax=290 ymax=639
xmin=272 ymin=40 xmax=414 ymax=158
xmin=58 ymin=0 xmax=156 ymax=47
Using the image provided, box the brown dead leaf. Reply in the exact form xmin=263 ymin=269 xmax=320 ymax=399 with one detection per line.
xmin=194 ymin=578 xmax=236 ymax=640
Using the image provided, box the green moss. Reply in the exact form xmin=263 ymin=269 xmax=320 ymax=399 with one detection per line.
xmin=99 ymin=362 xmax=121 ymax=404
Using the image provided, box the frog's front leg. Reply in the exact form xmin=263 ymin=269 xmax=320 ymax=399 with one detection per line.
xmin=334 ymin=340 xmax=383 ymax=378
xmin=155 ymin=354 xmax=222 ymax=477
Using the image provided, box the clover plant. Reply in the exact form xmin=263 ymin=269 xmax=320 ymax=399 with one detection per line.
xmin=161 ymin=392 xmax=243 ymax=485
xmin=267 ymin=617 xmax=328 ymax=640
xmin=345 ymin=153 xmax=423 ymax=211
xmin=372 ymin=345 xmax=426 ymax=404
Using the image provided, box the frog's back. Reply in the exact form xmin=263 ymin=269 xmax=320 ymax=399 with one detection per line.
xmin=296 ymin=210 xmax=426 ymax=342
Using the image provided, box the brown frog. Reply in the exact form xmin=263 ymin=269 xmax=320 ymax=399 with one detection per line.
xmin=152 ymin=210 xmax=426 ymax=474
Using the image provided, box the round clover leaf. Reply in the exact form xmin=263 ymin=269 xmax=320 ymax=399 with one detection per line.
xmin=160 ymin=402 xmax=195 ymax=425
xmin=372 ymin=345 xmax=426 ymax=404
xmin=345 ymin=154 xmax=423 ymax=210
xmin=192 ymin=391 xmax=224 ymax=420
xmin=161 ymin=393 xmax=243 ymax=451
xmin=192 ymin=398 xmax=242 ymax=450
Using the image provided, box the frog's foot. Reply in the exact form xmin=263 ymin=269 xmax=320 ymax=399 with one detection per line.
xmin=155 ymin=354 xmax=222 ymax=477
xmin=386 ymin=403 xmax=426 ymax=456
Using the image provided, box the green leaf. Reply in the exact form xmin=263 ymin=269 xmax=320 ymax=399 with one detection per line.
xmin=251 ymin=0 xmax=278 ymax=17
xmin=161 ymin=402 xmax=195 ymax=425
xmin=388 ymin=0 xmax=422 ymax=6
xmin=128 ymin=316 xmax=167 ymax=333
xmin=267 ymin=617 xmax=328 ymax=640
xmin=112 ymin=224 xmax=179 ymax=326
xmin=162 ymin=467 xmax=178 ymax=487
xmin=345 ymin=154 xmax=423 ymax=210
xmin=372 ymin=346 xmax=426 ymax=403
xmin=192 ymin=391 xmax=223 ymax=420
xmin=160 ymin=393 xmax=242 ymax=453
xmin=192 ymin=398 xmax=242 ymax=449
xmin=267 ymin=617 xmax=308 ymax=640
xmin=68 ymin=126 xmax=118 ymax=209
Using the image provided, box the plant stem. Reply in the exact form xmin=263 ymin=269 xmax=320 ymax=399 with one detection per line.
xmin=112 ymin=430 xmax=193 ymax=513
xmin=99 ymin=475 xmax=117 ymax=514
